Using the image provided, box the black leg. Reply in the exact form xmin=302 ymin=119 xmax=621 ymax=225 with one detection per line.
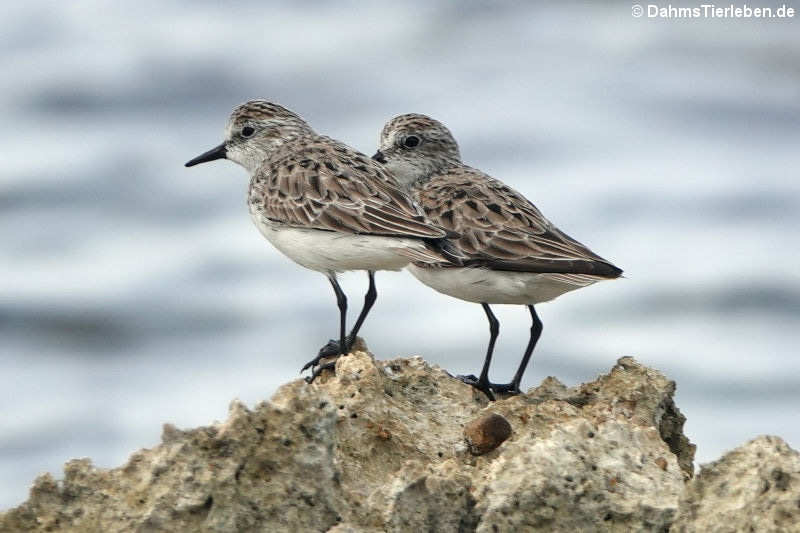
xmin=457 ymin=303 xmax=499 ymax=401
xmin=345 ymin=270 xmax=376 ymax=345
xmin=492 ymin=305 xmax=542 ymax=395
xmin=305 ymin=273 xmax=348 ymax=384
xmin=303 ymin=271 xmax=378 ymax=374
xmin=478 ymin=303 xmax=499 ymax=384
xmin=329 ymin=274 xmax=348 ymax=356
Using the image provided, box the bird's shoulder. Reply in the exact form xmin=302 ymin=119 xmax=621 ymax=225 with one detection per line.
xmin=254 ymin=136 xmax=410 ymax=201
xmin=414 ymin=165 xmax=551 ymax=236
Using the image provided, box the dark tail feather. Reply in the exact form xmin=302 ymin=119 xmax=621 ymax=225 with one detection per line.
xmin=600 ymin=262 xmax=624 ymax=278
xmin=462 ymin=257 xmax=623 ymax=277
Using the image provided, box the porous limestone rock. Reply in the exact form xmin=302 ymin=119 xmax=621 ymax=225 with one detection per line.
xmin=0 ymin=345 xmax=699 ymax=532
xmin=672 ymin=435 xmax=800 ymax=533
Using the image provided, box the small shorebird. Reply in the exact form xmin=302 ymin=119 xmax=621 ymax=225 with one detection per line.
xmin=186 ymin=101 xmax=458 ymax=380
xmin=374 ymin=114 xmax=622 ymax=400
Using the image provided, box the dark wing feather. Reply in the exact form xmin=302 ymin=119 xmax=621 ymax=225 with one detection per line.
xmin=415 ymin=167 xmax=622 ymax=278
xmin=248 ymin=137 xmax=447 ymax=239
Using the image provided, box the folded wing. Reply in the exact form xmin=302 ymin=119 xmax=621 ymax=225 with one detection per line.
xmin=414 ymin=168 xmax=622 ymax=278
xmin=249 ymin=137 xmax=448 ymax=240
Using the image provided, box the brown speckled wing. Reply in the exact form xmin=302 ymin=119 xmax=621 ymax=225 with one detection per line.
xmin=248 ymin=137 xmax=447 ymax=239
xmin=414 ymin=167 xmax=622 ymax=277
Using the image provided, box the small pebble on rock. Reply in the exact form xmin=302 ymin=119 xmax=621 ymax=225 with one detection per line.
xmin=464 ymin=412 xmax=512 ymax=455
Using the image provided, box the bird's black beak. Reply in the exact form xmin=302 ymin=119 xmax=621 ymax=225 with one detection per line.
xmin=185 ymin=143 xmax=227 ymax=167
xmin=372 ymin=150 xmax=387 ymax=164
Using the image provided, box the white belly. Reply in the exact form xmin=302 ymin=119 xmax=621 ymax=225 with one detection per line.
xmin=407 ymin=264 xmax=607 ymax=305
xmin=252 ymin=215 xmax=422 ymax=273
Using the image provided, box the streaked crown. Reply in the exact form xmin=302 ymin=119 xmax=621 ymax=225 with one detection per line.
xmin=228 ymin=100 xmax=306 ymax=128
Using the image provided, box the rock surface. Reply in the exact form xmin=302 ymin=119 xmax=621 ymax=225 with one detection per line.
xmin=0 ymin=344 xmax=790 ymax=532
xmin=672 ymin=435 xmax=800 ymax=532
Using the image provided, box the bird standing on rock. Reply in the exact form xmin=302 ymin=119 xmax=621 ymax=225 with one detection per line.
xmin=186 ymin=101 xmax=460 ymax=381
xmin=374 ymin=114 xmax=622 ymax=400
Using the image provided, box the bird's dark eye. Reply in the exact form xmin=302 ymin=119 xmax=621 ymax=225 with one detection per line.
xmin=241 ymin=126 xmax=255 ymax=137
xmin=403 ymin=135 xmax=420 ymax=148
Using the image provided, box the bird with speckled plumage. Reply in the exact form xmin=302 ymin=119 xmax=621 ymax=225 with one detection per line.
xmin=186 ymin=101 xmax=460 ymax=381
xmin=373 ymin=113 xmax=622 ymax=400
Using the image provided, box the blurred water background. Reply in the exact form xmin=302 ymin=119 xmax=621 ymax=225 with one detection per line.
xmin=2 ymin=1 xmax=799 ymax=509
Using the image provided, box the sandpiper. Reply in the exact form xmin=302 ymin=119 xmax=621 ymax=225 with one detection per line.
xmin=186 ymin=101 xmax=459 ymax=380
xmin=373 ymin=114 xmax=622 ymax=400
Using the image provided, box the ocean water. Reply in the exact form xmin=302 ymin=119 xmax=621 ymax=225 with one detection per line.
xmin=2 ymin=1 xmax=799 ymax=509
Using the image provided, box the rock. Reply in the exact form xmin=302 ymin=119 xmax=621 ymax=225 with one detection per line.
xmin=469 ymin=356 xmax=694 ymax=532
xmin=672 ymin=435 xmax=800 ymax=532
xmin=0 ymin=346 xmax=703 ymax=532
xmin=464 ymin=413 xmax=512 ymax=455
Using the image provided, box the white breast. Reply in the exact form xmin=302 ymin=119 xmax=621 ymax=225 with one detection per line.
xmin=407 ymin=264 xmax=607 ymax=305
xmin=252 ymin=214 xmax=425 ymax=273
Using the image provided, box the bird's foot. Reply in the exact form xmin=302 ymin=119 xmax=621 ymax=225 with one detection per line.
xmin=489 ymin=382 xmax=523 ymax=396
xmin=456 ymin=374 xmax=496 ymax=402
xmin=300 ymin=335 xmax=354 ymax=373
xmin=305 ymin=362 xmax=337 ymax=384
